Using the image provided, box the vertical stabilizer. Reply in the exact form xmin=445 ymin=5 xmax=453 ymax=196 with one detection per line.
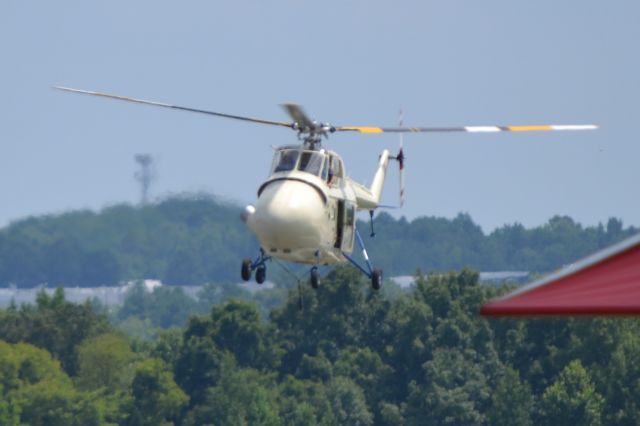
xmin=350 ymin=149 xmax=391 ymax=210
xmin=370 ymin=150 xmax=390 ymax=204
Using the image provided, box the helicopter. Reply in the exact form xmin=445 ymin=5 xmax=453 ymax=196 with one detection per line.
xmin=55 ymin=86 xmax=597 ymax=290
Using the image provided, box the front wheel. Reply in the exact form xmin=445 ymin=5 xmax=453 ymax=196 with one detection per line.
xmin=241 ymin=259 xmax=252 ymax=281
xmin=255 ymin=265 xmax=266 ymax=284
xmin=310 ymin=267 xmax=320 ymax=289
xmin=371 ymin=268 xmax=382 ymax=290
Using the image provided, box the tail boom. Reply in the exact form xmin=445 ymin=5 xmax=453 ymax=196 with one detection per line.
xmin=352 ymin=149 xmax=390 ymax=210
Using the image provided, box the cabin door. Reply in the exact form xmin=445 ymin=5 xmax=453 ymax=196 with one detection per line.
xmin=334 ymin=200 xmax=355 ymax=252
xmin=334 ymin=200 xmax=344 ymax=249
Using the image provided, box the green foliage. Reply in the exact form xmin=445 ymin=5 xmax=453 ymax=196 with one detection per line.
xmin=598 ymin=324 xmax=640 ymax=425
xmin=118 ymin=282 xmax=199 ymax=329
xmin=0 ymin=288 xmax=111 ymax=375
xmin=209 ymin=300 xmax=270 ymax=367
xmin=75 ymin=333 xmax=136 ymax=393
xmin=538 ymin=360 xmax=604 ymax=426
xmin=113 ymin=277 xmax=288 ymax=338
xmin=363 ymin=213 xmax=636 ymax=275
xmin=0 ymin=195 xmax=635 ymax=287
xmin=123 ymin=358 xmax=189 ymax=426
xmin=325 ymin=376 xmax=374 ymax=426
xmin=0 ymin=195 xmax=256 ymax=287
xmin=15 ymin=379 xmax=102 ymax=426
xmin=488 ymin=367 xmax=533 ymax=426
xmin=187 ymin=361 xmax=281 ymax=426
xmin=0 ymin=341 xmax=102 ymax=426
xmin=2 ymin=266 xmax=640 ymax=425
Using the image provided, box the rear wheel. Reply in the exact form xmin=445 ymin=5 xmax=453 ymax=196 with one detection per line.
xmin=371 ymin=268 xmax=382 ymax=290
xmin=255 ymin=265 xmax=266 ymax=284
xmin=310 ymin=267 xmax=320 ymax=289
xmin=241 ymin=259 xmax=252 ymax=281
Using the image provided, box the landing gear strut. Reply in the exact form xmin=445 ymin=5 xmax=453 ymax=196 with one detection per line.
xmin=342 ymin=229 xmax=383 ymax=291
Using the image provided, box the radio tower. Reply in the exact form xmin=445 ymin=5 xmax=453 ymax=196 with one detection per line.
xmin=134 ymin=154 xmax=155 ymax=205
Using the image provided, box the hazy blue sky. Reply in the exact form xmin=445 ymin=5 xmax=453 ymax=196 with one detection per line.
xmin=1 ymin=1 xmax=638 ymax=231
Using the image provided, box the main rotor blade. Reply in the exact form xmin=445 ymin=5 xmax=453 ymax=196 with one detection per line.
xmin=335 ymin=124 xmax=598 ymax=134
xmin=54 ymin=86 xmax=294 ymax=129
xmin=281 ymin=103 xmax=316 ymax=129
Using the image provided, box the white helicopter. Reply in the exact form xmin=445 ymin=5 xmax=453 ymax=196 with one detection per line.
xmin=55 ymin=86 xmax=597 ymax=290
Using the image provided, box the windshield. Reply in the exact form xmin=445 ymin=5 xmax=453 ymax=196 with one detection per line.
xmin=272 ymin=150 xmax=299 ymax=173
xmin=298 ymin=152 xmax=324 ymax=176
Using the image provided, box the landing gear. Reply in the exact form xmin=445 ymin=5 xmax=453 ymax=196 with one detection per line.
xmin=240 ymin=249 xmax=270 ymax=284
xmin=310 ymin=267 xmax=320 ymax=289
xmin=241 ymin=259 xmax=252 ymax=281
xmin=342 ymin=229 xmax=383 ymax=291
xmin=371 ymin=268 xmax=382 ymax=290
xmin=256 ymin=265 xmax=266 ymax=284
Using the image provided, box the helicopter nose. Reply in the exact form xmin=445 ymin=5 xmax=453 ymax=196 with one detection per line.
xmin=247 ymin=180 xmax=326 ymax=250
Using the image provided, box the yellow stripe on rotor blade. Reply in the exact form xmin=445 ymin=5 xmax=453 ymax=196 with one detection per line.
xmin=508 ymin=125 xmax=554 ymax=132
xmin=341 ymin=126 xmax=384 ymax=133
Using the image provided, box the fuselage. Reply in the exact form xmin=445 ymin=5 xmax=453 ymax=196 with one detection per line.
xmin=243 ymin=146 xmax=358 ymax=265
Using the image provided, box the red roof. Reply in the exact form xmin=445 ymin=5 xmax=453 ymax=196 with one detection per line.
xmin=481 ymin=233 xmax=640 ymax=316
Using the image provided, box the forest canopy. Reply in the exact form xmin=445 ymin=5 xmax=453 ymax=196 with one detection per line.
xmin=0 ymin=194 xmax=635 ymax=287
xmin=1 ymin=269 xmax=638 ymax=425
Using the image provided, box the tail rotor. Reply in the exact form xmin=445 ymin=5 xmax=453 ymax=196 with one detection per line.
xmin=394 ymin=109 xmax=406 ymax=208
xmin=396 ymin=144 xmax=405 ymax=208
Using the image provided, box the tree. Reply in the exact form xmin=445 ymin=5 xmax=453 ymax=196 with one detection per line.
xmin=0 ymin=288 xmax=112 ymax=375
xmin=187 ymin=361 xmax=281 ymax=426
xmin=163 ymin=248 xmax=205 ymax=285
xmin=277 ymin=376 xmax=336 ymax=426
xmin=118 ymin=281 xmax=151 ymax=321
xmin=81 ymin=249 xmax=121 ymax=286
xmin=16 ymin=380 xmax=102 ymax=426
xmin=75 ymin=333 xmax=136 ymax=394
xmin=174 ymin=316 xmax=225 ymax=405
xmin=488 ymin=367 xmax=533 ymax=426
xmin=333 ymin=346 xmax=393 ymax=408
xmin=271 ymin=267 xmax=374 ymax=375
xmin=149 ymin=286 xmax=199 ymax=328
xmin=210 ymin=300 xmax=278 ymax=369
xmin=404 ymin=348 xmax=489 ymax=426
xmin=325 ymin=377 xmax=373 ymax=426
xmin=0 ymin=341 xmax=102 ymax=426
xmin=598 ymin=326 xmax=640 ymax=425
xmin=123 ymin=358 xmax=189 ymax=426
xmin=538 ymin=360 xmax=604 ymax=426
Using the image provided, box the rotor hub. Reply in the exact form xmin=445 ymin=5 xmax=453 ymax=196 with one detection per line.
xmin=292 ymin=121 xmax=335 ymax=149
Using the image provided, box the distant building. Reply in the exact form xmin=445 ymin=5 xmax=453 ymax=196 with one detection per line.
xmin=391 ymin=271 xmax=530 ymax=289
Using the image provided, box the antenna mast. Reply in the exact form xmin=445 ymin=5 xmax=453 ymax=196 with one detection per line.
xmin=134 ymin=154 xmax=155 ymax=205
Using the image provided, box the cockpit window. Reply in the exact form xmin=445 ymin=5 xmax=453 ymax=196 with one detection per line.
xmin=271 ymin=149 xmax=326 ymax=177
xmin=273 ymin=150 xmax=299 ymax=173
xmin=298 ymin=152 xmax=324 ymax=176
xmin=326 ymin=155 xmax=343 ymax=185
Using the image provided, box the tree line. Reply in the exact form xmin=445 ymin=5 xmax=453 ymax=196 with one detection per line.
xmin=1 ymin=268 xmax=638 ymax=425
xmin=0 ymin=194 xmax=635 ymax=287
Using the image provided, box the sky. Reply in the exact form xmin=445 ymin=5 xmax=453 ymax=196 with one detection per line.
xmin=1 ymin=1 xmax=638 ymax=232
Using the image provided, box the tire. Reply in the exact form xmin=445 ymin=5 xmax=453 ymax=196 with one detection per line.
xmin=241 ymin=259 xmax=252 ymax=281
xmin=310 ymin=267 xmax=320 ymax=289
xmin=256 ymin=265 xmax=266 ymax=284
xmin=371 ymin=268 xmax=382 ymax=290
